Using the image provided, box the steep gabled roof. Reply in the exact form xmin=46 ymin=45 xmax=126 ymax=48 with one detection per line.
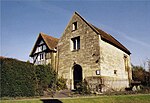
xmin=40 ymin=33 xmax=59 ymax=50
xmin=30 ymin=32 xmax=59 ymax=57
xmin=74 ymin=12 xmax=131 ymax=55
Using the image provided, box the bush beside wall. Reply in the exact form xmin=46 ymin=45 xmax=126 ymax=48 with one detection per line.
xmin=35 ymin=65 xmax=57 ymax=96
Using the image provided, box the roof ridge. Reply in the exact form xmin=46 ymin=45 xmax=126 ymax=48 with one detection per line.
xmin=39 ymin=32 xmax=59 ymax=40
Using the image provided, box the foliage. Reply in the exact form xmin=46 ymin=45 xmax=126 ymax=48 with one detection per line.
xmin=0 ymin=58 xmax=36 ymax=97
xmin=0 ymin=57 xmax=57 ymax=97
xmin=56 ymin=76 xmax=67 ymax=90
xmin=35 ymin=65 xmax=57 ymax=96
xmin=132 ymin=65 xmax=150 ymax=87
xmin=76 ymin=79 xmax=91 ymax=95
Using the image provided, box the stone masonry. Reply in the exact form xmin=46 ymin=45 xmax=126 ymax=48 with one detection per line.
xmin=57 ymin=12 xmax=132 ymax=92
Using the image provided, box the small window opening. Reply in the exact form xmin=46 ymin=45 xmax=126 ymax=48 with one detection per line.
xmin=96 ymin=70 xmax=100 ymax=75
xmin=40 ymin=53 xmax=43 ymax=60
xmin=72 ymin=22 xmax=77 ymax=31
xmin=114 ymin=70 xmax=117 ymax=74
xmin=71 ymin=36 xmax=80 ymax=51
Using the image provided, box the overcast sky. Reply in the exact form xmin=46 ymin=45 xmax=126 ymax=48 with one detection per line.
xmin=1 ymin=0 xmax=150 ymax=67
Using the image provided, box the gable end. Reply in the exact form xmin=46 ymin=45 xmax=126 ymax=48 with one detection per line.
xmin=30 ymin=33 xmax=59 ymax=57
xmin=74 ymin=12 xmax=131 ymax=55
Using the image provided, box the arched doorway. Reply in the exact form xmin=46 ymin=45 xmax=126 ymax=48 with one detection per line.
xmin=73 ymin=64 xmax=82 ymax=89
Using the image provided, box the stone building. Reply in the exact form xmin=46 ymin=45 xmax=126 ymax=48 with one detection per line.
xmin=57 ymin=12 xmax=132 ymax=92
xmin=30 ymin=12 xmax=132 ymax=92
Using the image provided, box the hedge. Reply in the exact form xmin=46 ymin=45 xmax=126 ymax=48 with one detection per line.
xmin=0 ymin=57 xmax=57 ymax=97
xmin=35 ymin=65 xmax=57 ymax=96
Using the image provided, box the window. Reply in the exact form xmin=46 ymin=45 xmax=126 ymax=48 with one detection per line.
xmin=71 ymin=36 xmax=80 ymax=51
xmin=40 ymin=46 xmax=43 ymax=51
xmin=43 ymin=45 xmax=46 ymax=50
xmin=39 ymin=40 xmax=44 ymax=45
xmin=40 ymin=53 xmax=43 ymax=60
xmin=96 ymin=70 xmax=100 ymax=75
xmin=72 ymin=22 xmax=77 ymax=31
xmin=114 ymin=70 xmax=117 ymax=74
xmin=124 ymin=55 xmax=128 ymax=71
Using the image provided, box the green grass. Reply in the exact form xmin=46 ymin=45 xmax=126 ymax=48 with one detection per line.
xmin=1 ymin=99 xmax=42 ymax=103
xmin=1 ymin=94 xmax=150 ymax=103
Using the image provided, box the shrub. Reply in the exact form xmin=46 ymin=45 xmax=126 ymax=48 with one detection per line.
xmin=35 ymin=64 xmax=57 ymax=95
xmin=56 ymin=77 xmax=67 ymax=91
xmin=132 ymin=65 xmax=150 ymax=86
xmin=76 ymin=79 xmax=91 ymax=95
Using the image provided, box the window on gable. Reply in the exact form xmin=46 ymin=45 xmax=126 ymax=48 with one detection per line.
xmin=43 ymin=45 xmax=46 ymax=50
xmin=39 ymin=40 xmax=44 ymax=45
xmin=39 ymin=46 xmax=43 ymax=51
xmin=71 ymin=36 xmax=80 ymax=51
xmin=72 ymin=22 xmax=77 ymax=31
xmin=37 ymin=44 xmax=47 ymax=52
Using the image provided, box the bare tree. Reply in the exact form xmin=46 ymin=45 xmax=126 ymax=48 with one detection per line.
xmin=148 ymin=59 xmax=150 ymax=73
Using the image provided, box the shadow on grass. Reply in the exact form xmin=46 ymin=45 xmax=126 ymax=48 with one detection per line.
xmin=41 ymin=99 xmax=63 ymax=103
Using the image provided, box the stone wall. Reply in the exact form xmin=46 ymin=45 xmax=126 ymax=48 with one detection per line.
xmin=99 ymin=39 xmax=132 ymax=89
xmin=57 ymin=12 xmax=132 ymax=91
xmin=85 ymin=76 xmax=129 ymax=92
xmin=51 ymin=52 xmax=57 ymax=70
xmin=57 ymin=13 xmax=100 ymax=89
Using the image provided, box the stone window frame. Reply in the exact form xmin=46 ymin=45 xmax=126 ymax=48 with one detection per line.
xmin=72 ymin=22 xmax=77 ymax=31
xmin=71 ymin=36 xmax=80 ymax=51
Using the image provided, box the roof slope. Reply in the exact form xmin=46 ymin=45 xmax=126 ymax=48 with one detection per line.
xmin=89 ymin=24 xmax=131 ymax=54
xmin=75 ymin=12 xmax=131 ymax=54
xmin=30 ymin=32 xmax=59 ymax=56
xmin=40 ymin=33 xmax=59 ymax=50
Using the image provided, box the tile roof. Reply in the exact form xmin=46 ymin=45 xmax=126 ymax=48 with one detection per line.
xmin=75 ymin=12 xmax=131 ymax=55
xmin=30 ymin=32 xmax=59 ymax=57
xmin=89 ymin=24 xmax=131 ymax=54
xmin=40 ymin=32 xmax=59 ymax=50
xmin=0 ymin=56 xmax=5 ymax=59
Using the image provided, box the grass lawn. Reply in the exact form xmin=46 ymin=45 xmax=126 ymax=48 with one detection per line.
xmin=1 ymin=94 xmax=150 ymax=103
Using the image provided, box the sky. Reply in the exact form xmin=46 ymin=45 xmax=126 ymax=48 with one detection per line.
xmin=1 ymin=0 xmax=150 ymax=67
